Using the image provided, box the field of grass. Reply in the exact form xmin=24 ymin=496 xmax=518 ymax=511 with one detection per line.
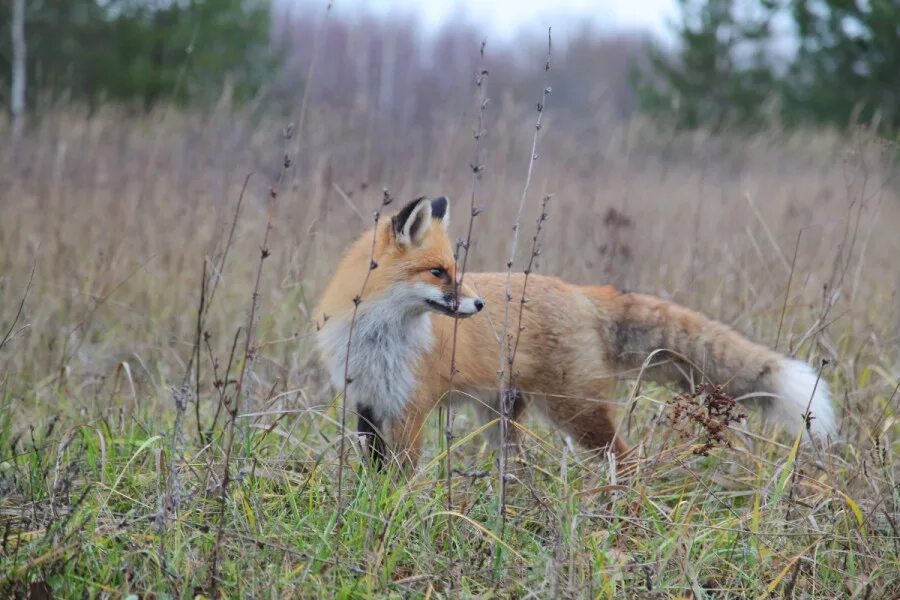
xmin=0 ymin=103 xmax=898 ymax=598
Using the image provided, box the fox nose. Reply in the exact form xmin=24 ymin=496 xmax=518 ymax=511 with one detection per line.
xmin=474 ymin=298 xmax=485 ymax=312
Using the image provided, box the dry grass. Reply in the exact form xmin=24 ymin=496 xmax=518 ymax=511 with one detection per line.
xmin=0 ymin=103 xmax=898 ymax=597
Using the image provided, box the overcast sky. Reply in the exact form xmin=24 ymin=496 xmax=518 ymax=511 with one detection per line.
xmin=304 ymin=0 xmax=679 ymax=43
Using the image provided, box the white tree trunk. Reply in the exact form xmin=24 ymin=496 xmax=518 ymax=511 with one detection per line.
xmin=11 ymin=0 xmax=26 ymax=136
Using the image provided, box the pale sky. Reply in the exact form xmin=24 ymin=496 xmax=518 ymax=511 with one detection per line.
xmin=314 ymin=0 xmax=679 ymax=42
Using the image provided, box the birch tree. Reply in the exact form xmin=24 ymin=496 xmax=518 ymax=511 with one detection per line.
xmin=11 ymin=0 xmax=26 ymax=136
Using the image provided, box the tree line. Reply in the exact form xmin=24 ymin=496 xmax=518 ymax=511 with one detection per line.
xmin=638 ymin=0 xmax=899 ymax=137
xmin=0 ymin=0 xmax=271 ymax=114
xmin=2 ymin=0 xmax=898 ymax=138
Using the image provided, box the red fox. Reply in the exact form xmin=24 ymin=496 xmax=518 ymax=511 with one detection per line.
xmin=315 ymin=196 xmax=836 ymax=467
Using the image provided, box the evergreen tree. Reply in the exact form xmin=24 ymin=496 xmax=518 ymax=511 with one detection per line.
xmin=637 ymin=0 xmax=777 ymax=130
xmin=638 ymin=0 xmax=900 ymax=137
xmin=1 ymin=0 xmax=274 ymax=111
xmin=785 ymin=0 xmax=900 ymax=135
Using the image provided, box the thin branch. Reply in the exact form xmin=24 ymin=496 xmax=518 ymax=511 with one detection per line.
xmin=775 ymin=229 xmax=802 ymax=353
xmin=509 ymin=195 xmax=551 ymax=368
xmin=494 ymin=26 xmax=552 ymax=580
xmin=208 ymin=127 xmax=290 ymax=597
xmin=208 ymin=218 xmax=272 ymax=595
xmin=336 ymin=190 xmax=393 ymax=519
xmin=186 ymin=172 xmax=251 ymax=444
xmin=192 ymin=262 xmax=207 ymax=443
xmin=206 ymin=172 xmax=252 ymax=316
xmin=445 ymin=40 xmax=489 ymax=538
xmin=0 ymin=252 xmax=36 ymax=352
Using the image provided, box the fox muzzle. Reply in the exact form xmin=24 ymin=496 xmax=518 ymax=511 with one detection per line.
xmin=426 ymin=294 xmax=484 ymax=317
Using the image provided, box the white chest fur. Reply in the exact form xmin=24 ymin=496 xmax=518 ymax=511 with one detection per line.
xmin=316 ymin=292 xmax=435 ymax=421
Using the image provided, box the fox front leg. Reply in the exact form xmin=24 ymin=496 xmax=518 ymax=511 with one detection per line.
xmin=387 ymin=378 xmax=446 ymax=472
xmin=356 ymin=404 xmax=388 ymax=469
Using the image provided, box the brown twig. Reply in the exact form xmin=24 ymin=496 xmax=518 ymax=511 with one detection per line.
xmin=775 ymin=229 xmax=802 ymax=353
xmin=0 ymin=251 xmax=37 ymax=352
xmin=444 ymin=40 xmax=489 ymax=538
xmin=494 ymin=26 xmax=552 ymax=579
xmin=208 ymin=220 xmax=271 ymax=595
xmin=191 ymin=262 xmax=207 ymax=441
xmin=161 ymin=171 xmax=251 ymax=449
xmin=336 ymin=189 xmax=393 ymax=519
xmin=509 ymin=195 xmax=551 ymax=369
xmin=208 ymin=127 xmax=291 ymax=598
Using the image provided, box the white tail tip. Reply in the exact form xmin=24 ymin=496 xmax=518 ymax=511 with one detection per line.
xmin=768 ymin=359 xmax=837 ymax=441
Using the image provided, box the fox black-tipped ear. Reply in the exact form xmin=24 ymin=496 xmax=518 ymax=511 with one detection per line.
xmin=392 ymin=197 xmax=432 ymax=247
xmin=430 ymin=196 xmax=449 ymax=229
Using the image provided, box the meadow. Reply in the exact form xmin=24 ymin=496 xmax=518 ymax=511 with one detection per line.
xmin=0 ymin=99 xmax=898 ymax=597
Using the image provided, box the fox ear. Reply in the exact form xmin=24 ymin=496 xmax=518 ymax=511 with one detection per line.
xmin=392 ymin=197 xmax=433 ymax=248
xmin=430 ymin=196 xmax=449 ymax=230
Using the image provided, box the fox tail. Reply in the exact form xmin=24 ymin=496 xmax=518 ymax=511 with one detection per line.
xmin=603 ymin=291 xmax=837 ymax=440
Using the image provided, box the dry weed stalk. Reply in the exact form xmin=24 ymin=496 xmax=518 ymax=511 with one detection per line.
xmin=444 ymin=40 xmax=489 ymax=531
xmin=494 ymin=26 xmax=552 ymax=577
xmin=207 ymin=128 xmax=291 ymax=597
xmin=509 ymin=194 xmax=551 ymax=370
xmin=334 ymin=190 xmax=394 ymax=518
xmin=155 ymin=180 xmax=252 ymax=591
xmin=207 ymin=218 xmax=272 ymax=596
xmin=792 ymin=133 xmax=881 ymax=359
xmin=0 ymin=252 xmax=36 ymax=353
xmin=502 ymin=194 xmax=551 ymax=504
xmin=774 ymin=229 xmax=802 ymax=352
xmin=190 ymin=173 xmax=252 ymax=444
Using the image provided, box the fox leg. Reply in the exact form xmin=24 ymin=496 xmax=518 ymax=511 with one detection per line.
xmin=388 ymin=383 xmax=443 ymax=471
xmin=543 ymin=379 xmax=630 ymax=457
xmin=474 ymin=388 xmax=526 ymax=459
xmin=356 ymin=405 xmax=388 ymax=468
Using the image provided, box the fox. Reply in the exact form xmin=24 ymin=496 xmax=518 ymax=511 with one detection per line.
xmin=314 ymin=196 xmax=837 ymax=468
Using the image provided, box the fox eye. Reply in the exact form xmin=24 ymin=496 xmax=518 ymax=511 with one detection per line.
xmin=430 ymin=267 xmax=448 ymax=279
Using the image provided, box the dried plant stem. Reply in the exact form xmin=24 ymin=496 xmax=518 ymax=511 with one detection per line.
xmin=775 ymin=229 xmax=802 ymax=353
xmin=491 ymin=195 xmax=551 ymax=583
xmin=209 ymin=327 xmax=243 ymax=441
xmin=205 ymin=173 xmax=252 ymax=316
xmin=509 ymin=195 xmax=551 ymax=368
xmin=181 ymin=172 xmax=250 ymax=444
xmin=336 ymin=191 xmax=393 ymax=519
xmin=0 ymin=251 xmax=36 ymax=352
xmin=792 ymin=151 xmax=869 ymax=359
xmin=494 ymin=26 xmax=551 ymax=578
xmin=192 ymin=263 xmax=207 ymax=441
xmin=803 ymin=359 xmax=829 ymax=436
xmin=444 ymin=42 xmax=489 ymax=540
xmin=208 ymin=127 xmax=290 ymax=598
xmin=208 ymin=218 xmax=272 ymax=596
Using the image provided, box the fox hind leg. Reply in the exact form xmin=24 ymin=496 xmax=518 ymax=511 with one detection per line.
xmin=542 ymin=379 xmax=630 ymax=457
xmin=472 ymin=388 xmax=527 ymax=476
xmin=473 ymin=388 xmax=525 ymax=448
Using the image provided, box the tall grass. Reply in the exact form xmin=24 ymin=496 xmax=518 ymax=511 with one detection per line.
xmin=0 ymin=103 xmax=897 ymax=597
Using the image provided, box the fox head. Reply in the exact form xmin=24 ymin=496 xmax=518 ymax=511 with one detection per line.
xmin=316 ymin=196 xmax=484 ymax=326
xmin=387 ymin=195 xmax=484 ymax=317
